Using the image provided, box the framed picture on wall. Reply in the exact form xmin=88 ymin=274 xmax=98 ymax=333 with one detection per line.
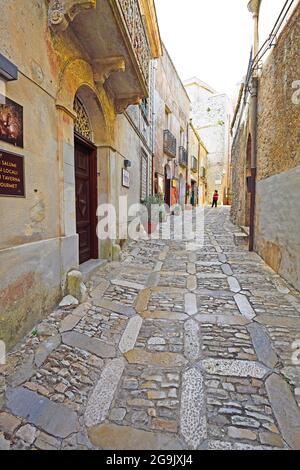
xmin=0 ymin=94 xmax=23 ymax=148
xmin=122 ymin=168 xmax=130 ymax=188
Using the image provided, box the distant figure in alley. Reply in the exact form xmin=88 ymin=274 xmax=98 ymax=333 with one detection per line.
xmin=212 ymin=190 xmax=219 ymax=208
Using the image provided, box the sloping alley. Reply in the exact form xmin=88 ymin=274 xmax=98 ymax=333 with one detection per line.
xmin=1 ymin=207 xmax=300 ymax=450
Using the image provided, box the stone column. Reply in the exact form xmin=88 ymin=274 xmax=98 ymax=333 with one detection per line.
xmin=57 ymin=106 xmax=79 ymax=272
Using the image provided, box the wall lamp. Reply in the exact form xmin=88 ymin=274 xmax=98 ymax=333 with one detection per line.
xmin=0 ymin=54 xmax=18 ymax=81
xmin=124 ymin=160 xmax=131 ymax=168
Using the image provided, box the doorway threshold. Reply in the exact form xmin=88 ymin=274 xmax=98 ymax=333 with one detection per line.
xmin=79 ymin=259 xmax=107 ymax=283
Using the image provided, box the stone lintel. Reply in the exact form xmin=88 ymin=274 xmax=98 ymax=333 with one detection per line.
xmin=48 ymin=0 xmax=96 ymax=32
xmin=93 ymin=57 xmax=126 ymax=85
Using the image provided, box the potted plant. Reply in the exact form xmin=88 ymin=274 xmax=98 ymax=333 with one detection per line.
xmin=141 ymin=195 xmax=163 ymax=234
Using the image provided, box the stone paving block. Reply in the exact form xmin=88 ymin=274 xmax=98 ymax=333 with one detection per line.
xmin=72 ymin=302 xmax=92 ymax=317
xmin=8 ymin=354 xmax=35 ymax=387
xmin=187 ymin=275 xmax=197 ymax=291
xmin=125 ymin=350 xmax=187 ymax=368
xmin=88 ymin=423 xmax=184 ymax=450
xmin=62 ymin=331 xmax=116 ymax=358
xmin=119 ymin=316 xmax=143 ymax=354
xmin=234 ymin=294 xmax=256 ymax=320
xmin=154 ymin=261 xmax=163 ymax=272
xmin=228 ymin=276 xmax=241 ymax=293
xmin=111 ymin=279 xmax=145 ymax=290
xmin=218 ymin=254 xmax=227 ymax=263
xmin=35 ymin=335 xmax=61 ymax=368
xmin=0 ymin=412 xmax=22 ymax=435
xmin=266 ymin=373 xmax=300 ymax=450
xmin=91 ymin=298 xmax=136 ymax=317
xmin=255 ymin=315 xmax=300 ymax=329
xmin=0 ymin=433 xmax=10 ymax=450
xmin=15 ymin=424 xmax=38 ymax=444
xmin=247 ymin=323 xmax=279 ymax=368
xmin=84 ymin=358 xmax=125 ymax=428
xmin=221 ymin=264 xmax=234 ymax=276
xmin=185 ymin=293 xmax=198 ymax=316
xmin=184 ymin=320 xmax=201 ymax=361
xmin=195 ymin=314 xmax=249 ymax=326
xmin=6 ymin=387 xmax=79 ymax=438
xmin=140 ymin=310 xmax=188 ymax=321
xmin=90 ymin=279 xmax=110 ymax=299
xmin=59 ymin=314 xmax=82 ymax=333
xmin=180 ymin=367 xmax=207 ymax=449
xmin=187 ymin=263 xmax=196 ymax=275
xmin=35 ymin=432 xmax=61 ymax=450
xmin=146 ymin=272 xmax=160 ymax=288
xmin=135 ymin=288 xmax=151 ymax=313
xmin=202 ymin=359 xmax=269 ymax=379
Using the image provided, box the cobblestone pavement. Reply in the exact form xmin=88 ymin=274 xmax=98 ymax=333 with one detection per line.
xmin=1 ymin=207 xmax=300 ymax=450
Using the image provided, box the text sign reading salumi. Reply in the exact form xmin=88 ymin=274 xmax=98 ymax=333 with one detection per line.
xmin=0 ymin=150 xmax=25 ymax=197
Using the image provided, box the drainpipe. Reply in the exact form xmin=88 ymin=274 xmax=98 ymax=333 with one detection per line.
xmin=186 ymin=120 xmax=190 ymax=205
xmin=248 ymin=0 xmax=261 ymax=251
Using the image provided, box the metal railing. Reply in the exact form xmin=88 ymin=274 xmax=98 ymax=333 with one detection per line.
xmin=163 ymin=130 xmax=177 ymax=158
xmin=179 ymin=146 xmax=188 ymax=166
xmin=191 ymin=156 xmax=198 ymax=172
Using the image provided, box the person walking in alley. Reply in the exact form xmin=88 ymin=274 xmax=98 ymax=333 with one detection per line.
xmin=212 ymin=190 xmax=219 ymax=208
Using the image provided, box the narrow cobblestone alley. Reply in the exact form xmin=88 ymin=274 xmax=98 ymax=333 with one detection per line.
xmin=1 ymin=207 xmax=300 ymax=451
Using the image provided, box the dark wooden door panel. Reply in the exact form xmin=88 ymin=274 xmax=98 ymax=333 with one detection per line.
xmin=75 ymin=136 xmax=97 ymax=265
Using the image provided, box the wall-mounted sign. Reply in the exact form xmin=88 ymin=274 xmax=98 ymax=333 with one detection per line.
xmin=0 ymin=149 xmax=25 ymax=197
xmin=157 ymin=174 xmax=164 ymax=194
xmin=172 ymin=178 xmax=177 ymax=188
xmin=0 ymin=94 xmax=23 ymax=147
xmin=122 ymin=168 xmax=130 ymax=188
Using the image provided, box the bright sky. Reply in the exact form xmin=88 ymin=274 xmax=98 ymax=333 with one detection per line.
xmin=155 ymin=0 xmax=287 ymax=100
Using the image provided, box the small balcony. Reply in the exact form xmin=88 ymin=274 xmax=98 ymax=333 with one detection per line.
xmin=199 ymin=166 xmax=206 ymax=179
xmin=179 ymin=146 xmax=188 ymax=167
xmin=191 ymin=156 xmax=198 ymax=172
xmin=163 ymin=130 xmax=177 ymax=158
xmin=48 ymin=0 xmax=162 ymax=112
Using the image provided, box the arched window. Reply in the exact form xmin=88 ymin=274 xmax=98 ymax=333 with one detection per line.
xmin=73 ymin=96 xmax=92 ymax=141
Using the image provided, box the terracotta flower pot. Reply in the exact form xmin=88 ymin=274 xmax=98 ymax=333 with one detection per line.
xmin=142 ymin=220 xmax=158 ymax=234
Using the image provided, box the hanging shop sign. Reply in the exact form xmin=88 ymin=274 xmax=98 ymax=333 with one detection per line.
xmin=0 ymin=94 xmax=23 ymax=147
xmin=122 ymin=168 xmax=130 ymax=188
xmin=0 ymin=149 xmax=25 ymax=197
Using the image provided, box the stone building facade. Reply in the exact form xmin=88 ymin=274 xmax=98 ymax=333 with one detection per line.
xmin=184 ymin=77 xmax=232 ymax=205
xmin=231 ymin=2 xmax=300 ymax=291
xmin=0 ymin=0 xmax=161 ymax=349
xmin=188 ymin=121 xmax=208 ymax=206
xmin=153 ymin=45 xmax=191 ymax=208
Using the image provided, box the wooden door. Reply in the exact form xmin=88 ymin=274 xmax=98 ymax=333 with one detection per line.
xmin=75 ymin=136 xmax=98 ymax=264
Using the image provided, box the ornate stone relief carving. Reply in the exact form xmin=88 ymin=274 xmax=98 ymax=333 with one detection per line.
xmin=73 ymin=96 xmax=93 ymax=140
xmin=93 ymin=57 xmax=126 ymax=86
xmin=48 ymin=0 xmax=96 ymax=32
xmin=115 ymin=94 xmax=142 ymax=114
xmin=117 ymin=0 xmax=151 ymax=84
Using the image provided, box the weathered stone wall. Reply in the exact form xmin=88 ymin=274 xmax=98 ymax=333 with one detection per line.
xmin=184 ymin=79 xmax=232 ymax=204
xmin=154 ymin=45 xmax=190 ymax=180
xmin=256 ymin=6 xmax=300 ymax=181
xmin=0 ymin=0 xmax=156 ymax=348
xmin=255 ymin=5 xmax=300 ymax=291
xmin=231 ymin=4 xmax=300 ymax=291
xmin=230 ymin=106 xmax=251 ymax=226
